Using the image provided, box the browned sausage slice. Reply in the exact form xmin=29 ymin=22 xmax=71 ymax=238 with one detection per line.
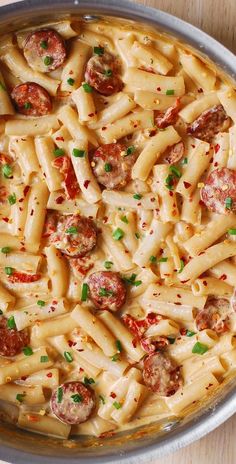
xmin=88 ymin=271 xmax=126 ymax=311
xmin=155 ymin=98 xmax=181 ymax=129
xmin=195 ymin=297 xmax=230 ymax=334
xmin=0 ymin=315 xmax=29 ymax=357
xmin=11 ymin=82 xmax=52 ymax=116
xmin=23 ymin=29 xmax=66 ymax=73
xmin=50 ymin=214 xmax=97 ymax=258
xmin=85 ymin=51 xmax=123 ymax=96
xmin=164 ymin=141 xmax=185 ymax=164
xmin=201 ymin=167 xmax=236 ymax=214
xmin=143 ymin=352 xmax=182 ymax=396
xmin=187 ymin=104 xmax=231 ymax=142
xmin=50 ymin=381 xmax=95 ymax=425
xmin=91 ymin=143 xmax=136 ymax=189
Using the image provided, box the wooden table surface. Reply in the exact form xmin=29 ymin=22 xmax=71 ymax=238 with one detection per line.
xmin=0 ymin=0 xmax=236 ymax=463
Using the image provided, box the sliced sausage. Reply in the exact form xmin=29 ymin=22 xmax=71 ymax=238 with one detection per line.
xmin=52 ymin=156 xmax=79 ymax=200
xmin=11 ymin=82 xmax=52 ymax=116
xmin=0 ymin=315 xmax=29 ymax=357
xmin=164 ymin=141 xmax=185 ymax=164
xmin=155 ymin=98 xmax=181 ymax=129
xmin=195 ymin=298 xmax=230 ymax=334
xmin=85 ymin=51 xmax=123 ymax=96
xmin=50 ymin=381 xmax=95 ymax=425
xmin=91 ymin=143 xmax=136 ymax=189
xmin=23 ymin=29 xmax=66 ymax=73
xmin=187 ymin=104 xmax=231 ymax=142
xmin=143 ymin=352 xmax=182 ymax=396
xmin=88 ymin=271 xmax=126 ymax=311
xmin=50 ymin=214 xmax=97 ymax=258
xmin=201 ymin=167 xmax=236 ymax=214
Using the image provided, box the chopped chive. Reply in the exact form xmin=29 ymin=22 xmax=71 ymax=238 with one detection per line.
xmin=135 ymin=232 xmax=140 ymax=239
xmin=167 ymin=337 xmax=176 ymax=344
xmin=112 ymin=228 xmax=124 ymax=241
xmin=44 ymin=56 xmax=53 ymax=66
xmin=186 ymin=330 xmax=196 ymax=337
xmin=170 ymin=165 xmax=181 ymax=179
xmin=8 ymin=193 xmax=16 ymax=205
xmin=83 ymin=377 xmax=95 ymax=386
xmin=81 ymin=283 xmax=89 ymax=301
xmin=54 ymin=148 xmax=65 ymax=157
xmin=67 ymin=78 xmax=75 ymax=86
xmin=1 ymin=247 xmax=11 ymax=254
xmin=65 ymin=226 xmax=78 ymax=234
xmin=181 ymin=157 xmax=188 ymax=165
xmin=24 ymin=102 xmax=31 ymax=109
xmin=23 ymin=346 xmax=33 ymax=356
xmin=82 ymin=82 xmax=93 ymax=93
xmin=37 ymin=300 xmax=46 ymax=307
xmin=57 ymin=387 xmax=63 ymax=403
xmin=104 ymin=261 xmax=113 ymax=269
xmin=228 ymin=228 xmax=236 ymax=235
xmin=225 ymin=197 xmax=233 ymax=210
xmin=99 ymin=394 xmax=105 ymax=404
xmin=126 ymin=145 xmax=135 ymax=156
xmin=165 ymin=174 xmax=174 ymax=190
xmin=2 ymin=164 xmax=12 ymax=178
xmin=104 ymin=69 xmax=112 ymax=76
xmin=94 ymin=46 xmax=104 ymax=56
xmin=192 ymin=341 xmax=208 ymax=355
xmin=72 ymin=148 xmax=85 ymax=157
xmin=40 ymin=40 xmax=48 ymax=49
xmin=40 ymin=355 xmax=49 ymax=363
xmin=99 ymin=287 xmax=114 ymax=297
xmin=104 ymin=163 xmax=112 ymax=172
xmin=150 ymin=255 xmax=157 ymax=263
xmin=16 ymin=393 xmax=25 ymax=403
xmin=0 ymin=82 xmax=6 ymax=91
xmin=166 ymin=89 xmax=175 ymax=95
xmin=7 ymin=315 xmax=16 ymax=329
xmin=158 ymin=257 xmax=168 ymax=263
xmin=111 ymin=353 xmax=120 ymax=362
xmin=121 ymin=216 xmax=128 ymax=224
xmin=64 ymin=351 xmax=73 ymax=363
xmin=123 ymin=273 xmax=137 ymax=284
xmin=5 ymin=266 xmax=13 ymax=276
xmin=113 ymin=401 xmax=122 ymax=409
xmin=71 ymin=393 xmax=83 ymax=403
xmin=178 ymin=259 xmax=185 ymax=273
xmin=116 ymin=340 xmax=122 ymax=353
xmin=133 ymin=193 xmax=142 ymax=200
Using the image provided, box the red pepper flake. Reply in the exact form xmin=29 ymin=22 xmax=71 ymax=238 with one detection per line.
xmin=56 ymin=136 xmax=65 ymax=142
xmin=219 ymin=274 xmax=227 ymax=281
xmin=55 ymin=195 xmax=64 ymax=204
xmin=169 ymin=191 xmax=174 ymax=197
xmin=156 ymin=86 xmax=161 ymax=91
xmin=101 ymin=126 xmax=107 ymax=131
xmin=214 ymin=162 xmax=218 ymax=167
xmin=84 ymin=180 xmax=90 ymax=189
xmin=199 ymin=199 xmax=205 ymax=206
xmin=150 ymin=197 xmax=155 ymax=202
xmin=214 ymin=144 xmax=220 ymax=154
xmin=149 ymin=230 xmax=153 ymax=235
xmin=46 ymin=372 xmax=52 ymax=378
xmin=68 ymin=340 xmax=74 ymax=347
xmin=110 ymin=392 xmax=116 ymax=399
xmin=137 ymin=202 xmax=142 ymax=206
xmin=2 ymin=217 xmax=9 ymax=223
xmin=198 ymin=88 xmax=203 ymax=93
xmin=191 ymin=144 xmax=196 ymax=149
xmin=79 ymin=367 xmax=84 ymax=373
xmin=103 ymin=216 xmax=108 ymax=223
xmin=183 ymin=181 xmax=191 ymax=189
xmin=177 ymin=294 xmax=181 ymax=298
xmin=132 ymin=338 xmax=137 ymax=348
xmin=180 ymin=328 xmax=187 ymax=336
xmin=210 ymin=157 xmax=213 ymax=163
xmin=30 ymin=209 xmax=34 ymax=216
xmin=88 ymin=113 xmax=94 ymax=117
xmin=21 ymin=376 xmax=27 ymax=381
xmin=203 ymin=280 xmax=207 ymax=286
xmin=27 ymin=415 xmax=40 ymax=422
xmin=181 ymin=279 xmax=190 ymax=284
xmin=23 ymin=185 xmax=30 ymax=197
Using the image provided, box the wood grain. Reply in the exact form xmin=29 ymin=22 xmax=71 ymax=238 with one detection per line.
xmin=0 ymin=1 xmax=235 ymax=463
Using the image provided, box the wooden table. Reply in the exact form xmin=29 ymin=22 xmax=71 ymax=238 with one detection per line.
xmin=0 ymin=0 xmax=236 ymax=463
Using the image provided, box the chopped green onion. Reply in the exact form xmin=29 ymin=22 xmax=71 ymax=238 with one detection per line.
xmin=104 ymin=163 xmax=112 ymax=172
xmin=123 ymin=273 xmax=137 ymax=284
xmin=170 ymin=165 xmax=181 ymax=179
xmin=104 ymin=69 xmax=112 ymax=76
xmin=165 ymin=174 xmax=174 ymax=190
xmin=104 ymin=261 xmax=113 ymax=269
xmin=23 ymin=346 xmax=33 ymax=356
xmin=133 ymin=193 xmax=142 ymax=200
xmin=40 ymin=40 xmax=48 ymax=49
xmin=167 ymin=337 xmax=176 ymax=344
xmin=111 ymin=353 xmax=120 ymax=362
xmin=121 ymin=216 xmax=128 ymax=224
xmin=24 ymin=102 xmax=31 ymax=109
xmin=1 ymin=247 xmax=11 ymax=254
xmin=44 ymin=56 xmax=53 ymax=66
xmin=7 ymin=315 xmax=16 ymax=329
xmin=113 ymin=401 xmax=122 ymax=409
xmin=71 ymin=393 xmax=83 ymax=403
xmin=133 ymin=280 xmax=142 ymax=287
xmin=158 ymin=257 xmax=168 ymax=263
xmin=8 ymin=193 xmax=16 ymax=205
xmin=150 ymin=255 xmax=157 ymax=263
xmin=40 ymin=355 xmax=49 ymax=363
xmin=16 ymin=393 xmax=25 ymax=403
xmin=186 ymin=330 xmax=196 ymax=337
xmin=54 ymin=148 xmax=65 ymax=157
xmin=94 ymin=46 xmax=104 ymax=56
xmin=112 ymin=228 xmax=124 ymax=241
xmin=67 ymin=78 xmax=75 ymax=86
xmin=81 ymin=283 xmax=89 ymax=302
xmin=135 ymin=232 xmax=140 ymax=239
xmin=57 ymin=387 xmax=63 ymax=403
xmin=181 ymin=157 xmax=188 ymax=165
xmin=192 ymin=342 xmax=208 ymax=355
xmin=83 ymin=377 xmax=95 ymax=386
xmin=178 ymin=259 xmax=185 ymax=273
xmin=82 ymin=82 xmax=93 ymax=93
xmin=0 ymin=82 xmax=6 ymax=91
xmin=72 ymin=148 xmax=85 ymax=157
xmin=5 ymin=266 xmax=13 ymax=276
xmin=99 ymin=287 xmax=114 ymax=297
xmin=116 ymin=340 xmax=122 ymax=353
xmin=228 ymin=228 xmax=236 ymax=235
xmin=99 ymin=394 xmax=105 ymax=404
xmin=66 ymin=226 xmax=78 ymax=234
xmin=126 ymin=145 xmax=135 ymax=156
xmin=37 ymin=300 xmax=46 ymax=307
xmin=64 ymin=351 xmax=73 ymax=363
xmin=166 ymin=89 xmax=175 ymax=95
xmin=225 ymin=197 xmax=233 ymax=210
xmin=2 ymin=164 xmax=12 ymax=178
